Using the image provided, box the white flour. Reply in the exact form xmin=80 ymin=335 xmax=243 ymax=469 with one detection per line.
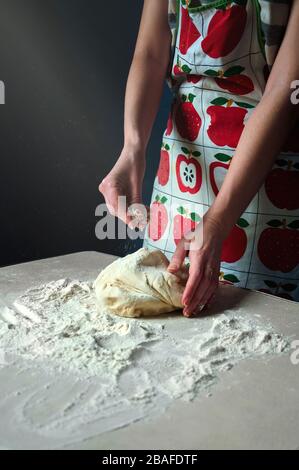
xmin=0 ymin=278 xmax=290 ymax=448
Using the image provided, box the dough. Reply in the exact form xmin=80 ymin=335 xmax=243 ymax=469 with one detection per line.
xmin=94 ymin=248 xmax=188 ymax=318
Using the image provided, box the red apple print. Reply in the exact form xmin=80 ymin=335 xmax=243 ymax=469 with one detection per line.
xmin=173 ymin=58 xmax=202 ymax=83
xmin=179 ymin=1 xmax=201 ymax=55
xmin=173 ymin=64 xmax=184 ymax=76
xmin=221 ymin=218 xmax=249 ymax=263
xmin=216 ymin=75 xmax=253 ymax=95
xmin=207 ymin=97 xmax=253 ymax=148
xmin=204 ymin=66 xmax=254 ymax=95
xmin=265 ymin=160 xmax=299 ymax=210
xmin=176 ymin=146 xmax=202 ymax=194
xmin=165 ymin=111 xmax=173 ymax=136
xmin=165 ymin=100 xmax=175 ymax=136
xmin=186 ymin=75 xmax=202 ymax=84
xmin=201 ymin=4 xmax=247 ymax=58
xmin=148 ymin=195 xmax=168 ymax=241
xmin=258 ymin=219 xmax=299 ymax=272
xmin=173 ymin=206 xmax=200 ymax=245
xmin=209 ymin=153 xmax=232 ymax=196
xmin=173 ymin=57 xmax=192 ymax=77
xmin=173 ymin=57 xmax=202 ymax=84
xmin=157 ymin=143 xmax=170 ymax=186
xmin=219 ymin=272 xmax=240 ymax=285
xmin=175 ymin=93 xmax=201 ymax=141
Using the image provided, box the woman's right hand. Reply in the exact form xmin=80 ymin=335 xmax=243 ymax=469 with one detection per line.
xmin=99 ymin=146 xmax=147 ymax=228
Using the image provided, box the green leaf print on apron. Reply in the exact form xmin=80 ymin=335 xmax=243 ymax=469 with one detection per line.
xmin=143 ymin=0 xmax=299 ymax=302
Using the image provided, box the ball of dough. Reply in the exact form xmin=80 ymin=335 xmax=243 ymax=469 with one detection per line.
xmin=94 ymin=248 xmax=188 ymax=318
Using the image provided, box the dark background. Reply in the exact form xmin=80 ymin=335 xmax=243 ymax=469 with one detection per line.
xmin=0 ymin=0 xmax=172 ymax=267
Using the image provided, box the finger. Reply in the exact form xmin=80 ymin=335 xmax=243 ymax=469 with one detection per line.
xmin=183 ymin=303 xmax=205 ymax=317
xmin=183 ymin=264 xmax=218 ymax=316
xmin=181 ymin=257 xmax=204 ymax=306
xmin=203 ymin=289 xmax=218 ymax=309
xmin=200 ymin=280 xmax=218 ymax=309
xmin=104 ymin=188 xmax=138 ymax=227
xmin=200 ymin=268 xmax=219 ymax=306
xmin=183 ymin=275 xmax=210 ymax=317
xmin=108 ymin=189 xmax=128 ymax=223
xmin=128 ymin=204 xmax=149 ymax=230
xmin=168 ymin=238 xmax=190 ymax=273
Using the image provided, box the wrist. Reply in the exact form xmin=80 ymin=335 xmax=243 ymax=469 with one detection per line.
xmin=202 ymin=211 xmax=231 ymax=242
xmin=124 ymin=135 xmax=147 ymax=155
xmin=121 ymin=144 xmax=146 ymax=163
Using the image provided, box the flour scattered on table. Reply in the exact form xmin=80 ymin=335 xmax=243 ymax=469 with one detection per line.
xmin=0 ymin=279 xmax=164 ymax=379
xmin=0 ymin=279 xmax=290 ymax=448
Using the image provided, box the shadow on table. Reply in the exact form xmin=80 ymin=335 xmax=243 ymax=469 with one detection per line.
xmin=145 ymin=284 xmax=253 ymax=321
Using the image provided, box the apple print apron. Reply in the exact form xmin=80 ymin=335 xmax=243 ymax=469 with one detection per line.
xmin=143 ymin=0 xmax=299 ymax=302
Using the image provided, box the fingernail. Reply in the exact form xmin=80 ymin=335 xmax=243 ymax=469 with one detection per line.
xmin=183 ymin=308 xmax=191 ymax=317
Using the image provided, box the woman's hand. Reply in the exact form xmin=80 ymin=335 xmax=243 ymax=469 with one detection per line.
xmin=99 ymin=146 xmax=146 ymax=228
xmin=167 ymin=216 xmax=223 ymax=317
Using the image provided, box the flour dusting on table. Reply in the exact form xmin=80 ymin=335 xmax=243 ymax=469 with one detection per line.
xmin=0 ymin=278 xmax=290 ymax=448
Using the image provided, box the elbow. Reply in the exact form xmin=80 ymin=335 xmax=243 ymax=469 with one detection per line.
xmin=133 ymin=48 xmax=170 ymax=74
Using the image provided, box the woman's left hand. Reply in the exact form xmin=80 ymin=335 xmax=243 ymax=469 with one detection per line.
xmin=167 ymin=216 xmax=223 ymax=317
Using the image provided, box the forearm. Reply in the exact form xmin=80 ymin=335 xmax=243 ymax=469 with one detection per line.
xmin=206 ymin=84 xmax=298 ymax=238
xmin=124 ymin=52 xmax=169 ymax=153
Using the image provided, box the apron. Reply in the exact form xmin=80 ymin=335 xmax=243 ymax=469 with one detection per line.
xmin=143 ymin=0 xmax=299 ymax=302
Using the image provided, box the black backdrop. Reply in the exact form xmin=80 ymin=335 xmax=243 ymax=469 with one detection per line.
xmin=0 ymin=0 xmax=171 ymax=267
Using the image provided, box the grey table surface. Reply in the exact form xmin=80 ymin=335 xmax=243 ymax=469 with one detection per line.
xmin=0 ymin=251 xmax=299 ymax=450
